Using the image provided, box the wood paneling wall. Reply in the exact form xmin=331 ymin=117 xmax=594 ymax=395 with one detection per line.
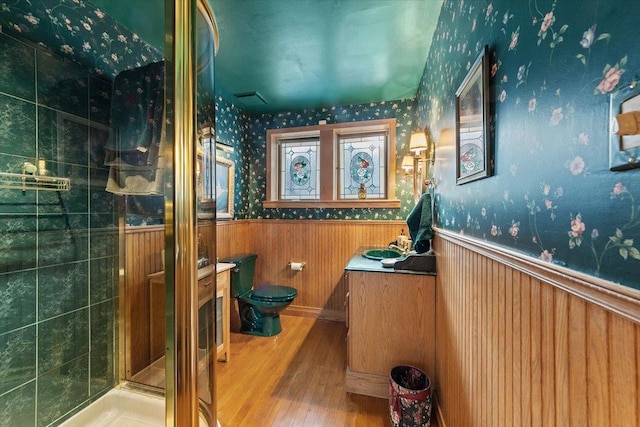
xmin=434 ymin=230 xmax=640 ymax=427
xmin=249 ymin=220 xmax=406 ymax=318
xmin=123 ymin=225 xmax=164 ymax=377
xmin=123 ymin=219 xmax=405 ymax=376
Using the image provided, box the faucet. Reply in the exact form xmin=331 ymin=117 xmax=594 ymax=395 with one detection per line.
xmin=388 ymin=243 xmax=409 ymax=255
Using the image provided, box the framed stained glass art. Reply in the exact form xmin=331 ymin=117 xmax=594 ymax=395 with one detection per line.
xmin=279 ymin=138 xmax=320 ymax=200
xmin=339 ymin=132 xmax=386 ymax=199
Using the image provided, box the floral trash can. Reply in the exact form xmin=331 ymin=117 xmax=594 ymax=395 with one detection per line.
xmin=389 ymin=365 xmax=432 ymax=427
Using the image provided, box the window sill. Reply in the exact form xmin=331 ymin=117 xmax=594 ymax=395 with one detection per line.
xmin=263 ymin=200 xmax=401 ymax=209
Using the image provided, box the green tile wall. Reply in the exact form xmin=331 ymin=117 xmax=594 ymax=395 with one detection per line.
xmin=0 ymin=32 xmax=118 ymax=426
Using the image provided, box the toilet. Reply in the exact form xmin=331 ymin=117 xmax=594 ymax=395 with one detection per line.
xmin=220 ymin=253 xmax=297 ymax=337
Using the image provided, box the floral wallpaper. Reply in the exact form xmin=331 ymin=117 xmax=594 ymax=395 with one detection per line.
xmin=243 ymin=99 xmax=419 ymax=220
xmin=0 ymin=0 xmax=162 ymax=78
xmin=2 ymin=0 xmax=635 ymax=289
xmin=417 ymin=0 xmax=640 ymax=289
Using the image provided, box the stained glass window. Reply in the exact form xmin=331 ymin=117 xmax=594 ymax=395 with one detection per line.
xmin=279 ymin=138 xmax=320 ymax=200
xmin=338 ymin=132 xmax=386 ymax=199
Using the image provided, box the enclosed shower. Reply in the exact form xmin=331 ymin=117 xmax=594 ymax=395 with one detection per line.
xmin=0 ymin=0 xmax=218 ymax=425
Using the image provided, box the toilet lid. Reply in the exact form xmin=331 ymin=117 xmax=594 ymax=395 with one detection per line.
xmin=252 ymin=285 xmax=298 ymax=301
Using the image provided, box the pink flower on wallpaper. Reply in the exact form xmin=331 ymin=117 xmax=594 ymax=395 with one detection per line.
xmin=540 ymin=250 xmax=553 ymax=262
xmin=24 ymin=14 xmax=39 ymax=25
xmin=578 ymin=132 xmax=589 ymax=145
xmin=543 ymin=184 xmax=550 ymax=195
xmin=528 ymin=98 xmax=537 ymax=112
xmin=613 ymin=182 xmax=625 ymax=195
xmin=570 ymin=215 xmax=586 ymax=237
xmin=491 ymin=225 xmax=498 ymax=236
xmin=545 ymin=199 xmax=553 ymax=209
xmin=61 ymin=44 xmax=73 ymax=54
xmin=540 ymin=12 xmax=554 ymax=33
xmin=509 ymin=29 xmax=519 ymax=50
xmin=569 ymin=156 xmax=585 ymax=175
xmin=597 ymin=66 xmax=622 ymax=94
xmin=486 ymin=3 xmax=493 ymax=19
xmin=94 ymin=9 xmax=105 ymax=19
xmin=550 ymin=107 xmax=563 ymax=125
xmin=509 ymin=222 xmax=519 ymax=237
xmin=499 ymin=90 xmax=507 ymax=103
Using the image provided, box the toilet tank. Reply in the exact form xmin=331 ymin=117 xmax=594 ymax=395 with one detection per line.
xmin=219 ymin=253 xmax=257 ymax=297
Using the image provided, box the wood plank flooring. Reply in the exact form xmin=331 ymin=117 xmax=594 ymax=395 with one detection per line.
xmin=216 ymin=315 xmax=390 ymax=427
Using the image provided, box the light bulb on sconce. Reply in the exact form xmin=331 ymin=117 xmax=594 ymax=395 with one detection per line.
xmin=401 ymin=155 xmax=414 ymax=174
xmin=407 ymin=128 xmax=436 ymax=201
xmin=409 ymin=131 xmax=428 ymax=154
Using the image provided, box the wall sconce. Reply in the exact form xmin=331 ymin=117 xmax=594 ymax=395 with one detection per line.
xmin=407 ymin=128 xmax=435 ymax=201
xmin=401 ymin=155 xmax=414 ymax=174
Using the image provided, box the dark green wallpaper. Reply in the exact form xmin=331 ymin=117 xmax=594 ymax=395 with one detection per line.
xmin=2 ymin=0 xmax=637 ymax=291
xmin=417 ymin=0 xmax=640 ymax=289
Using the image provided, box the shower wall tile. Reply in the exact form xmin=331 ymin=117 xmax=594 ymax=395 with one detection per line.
xmin=0 ymin=31 xmax=118 ymax=425
xmin=38 ymin=213 xmax=89 ymax=267
xmin=0 ymin=325 xmax=36 ymax=395
xmin=90 ymin=167 xmax=116 ymax=213
xmin=90 ymin=300 xmax=114 ymax=396
xmin=37 ymin=163 xmax=89 ymax=214
xmin=0 ymin=380 xmax=36 ymax=427
xmin=89 ymin=222 xmax=118 ymax=259
xmin=0 ymin=270 xmax=36 ymax=334
xmin=0 ymin=94 xmax=36 ymax=158
xmin=38 ymin=309 xmax=89 ymax=374
xmin=38 ymin=261 xmax=88 ymax=321
xmin=38 ymin=106 xmax=89 ymax=167
xmin=0 ymin=33 xmax=35 ymax=102
xmin=0 ymin=216 xmax=37 ymax=274
xmin=89 ymin=75 xmax=112 ymax=126
xmin=89 ymin=126 xmax=110 ymax=168
xmin=90 ymin=256 xmax=116 ymax=304
xmin=37 ymin=354 xmax=89 ymax=427
xmin=0 ymin=152 xmax=37 ymax=215
xmin=36 ymin=50 xmax=88 ymax=119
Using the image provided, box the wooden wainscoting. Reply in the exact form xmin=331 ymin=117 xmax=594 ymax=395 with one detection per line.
xmin=122 ymin=219 xmax=404 ymax=378
xmin=123 ymin=224 xmax=164 ymax=378
xmin=433 ymin=229 xmax=640 ymax=427
xmin=249 ymin=219 xmax=407 ymax=319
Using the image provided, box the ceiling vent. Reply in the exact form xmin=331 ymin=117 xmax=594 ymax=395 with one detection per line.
xmin=234 ymin=91 xmax=268 ymax=106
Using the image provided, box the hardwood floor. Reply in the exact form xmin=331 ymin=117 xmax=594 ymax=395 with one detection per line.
xmin=216 ymin=315 xmax=390 ymax=427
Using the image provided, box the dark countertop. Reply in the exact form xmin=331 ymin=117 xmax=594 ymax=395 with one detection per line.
xmin=344 ymin=246 xmax=436 ymax=276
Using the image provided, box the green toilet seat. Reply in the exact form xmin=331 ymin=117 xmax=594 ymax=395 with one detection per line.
xmin=251 ymin=285 xmax=298 ymax=302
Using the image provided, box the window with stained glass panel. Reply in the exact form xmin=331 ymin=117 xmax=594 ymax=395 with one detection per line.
xmin=279 ymin=138 xmax=320 ymax=200
xmin=338 ymin=132 xmax=387 ymax=199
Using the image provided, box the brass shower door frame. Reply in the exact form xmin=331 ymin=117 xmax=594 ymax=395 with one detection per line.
xmin=163 ymin=0 xmax=219 ymax=425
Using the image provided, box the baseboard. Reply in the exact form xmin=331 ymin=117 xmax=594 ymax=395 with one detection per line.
xmin=433 ymin=390 xmax=446 ymax=427
xmin=345 ymin=368 xmax=388 ymax=399
xmin=283 ymin=305 xmax=345 ymax=322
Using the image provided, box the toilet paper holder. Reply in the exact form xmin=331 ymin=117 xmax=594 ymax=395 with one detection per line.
xmin=288 ymin=261 xmax=306 ymax=271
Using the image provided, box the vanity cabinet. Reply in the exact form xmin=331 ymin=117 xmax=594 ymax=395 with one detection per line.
xmin=148 ymin=264 xmax=231 ymax=364
xmin=345 ymin=270 xmax=436 ymax=398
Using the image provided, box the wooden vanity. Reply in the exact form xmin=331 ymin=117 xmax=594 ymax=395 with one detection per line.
xmin=148 ymin=263 xmax=234 ymax=364
xmin=344 ymin=248 xmax=436 ymax=398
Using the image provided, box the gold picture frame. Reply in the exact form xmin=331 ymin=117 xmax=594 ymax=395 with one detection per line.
xmin=215 ymin=156 xmax=234 ymax=219
xmin=455 ymin=45 xmax=492 ymax=185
